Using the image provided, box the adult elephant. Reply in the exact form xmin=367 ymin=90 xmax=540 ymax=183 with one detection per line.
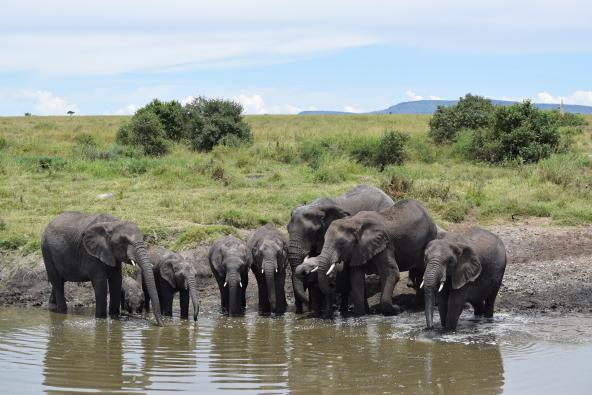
xmin=41 ymin=211 xmax=163 ymax=325
xmin=247 ymin=224 xmax=288 ymax=316
xmin=423 ymin=227 xmax=507 ymax=330
xmin=305 ymin=199 xmax=437 ymax=316
xmin=287 ymin=184 xmax=394 ymax=313
xmin=209 ymin=235 xmax=251 ymax=316
xmin=144 ymin=246 xmax=199 ymax=321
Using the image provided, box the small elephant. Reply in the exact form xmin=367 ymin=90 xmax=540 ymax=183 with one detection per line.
xmin=306 ymin=199 xmax=437 ymax=317
xmin=121 ymin=275 xmax=144 ymax=314
xmin=41 ymin=211 xmax=163 ymax=325
xmin=145 ymin=246 xmax=199 ymax=321
xmin=287 ymin=185 xmax=394 ymax=313
xmin=209 ymin=235 xmax=251 ymax=316
xmin=247 ymin=224 xmax=288 ymax=316
xmin=423 ymin=227 xmax=507 ymax=330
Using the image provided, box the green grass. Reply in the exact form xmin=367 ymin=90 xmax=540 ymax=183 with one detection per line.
xmin=1 ymin=114 xmax=591 ymax=253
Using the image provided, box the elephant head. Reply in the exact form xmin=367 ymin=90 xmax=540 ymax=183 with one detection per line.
xmin=422 ymin=238 xmax=482 ymax=329
xmin=159 ymin=254 xmax=200 ymax=321
xmin=287 ymin=204 xmax=350 ymax=303
xmin=310 ymin=214 xmax=389 ymax=297
xmin=82 ymin=220 xmax=163 ymax=325
xmin=210 ymin=238 xmax=251 ymax=316
xmin=252 ymin=238 xmax=286 ymax=313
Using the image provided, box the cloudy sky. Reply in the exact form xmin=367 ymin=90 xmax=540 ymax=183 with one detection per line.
xmin=1 ymin=0 xmax=591 ymax=115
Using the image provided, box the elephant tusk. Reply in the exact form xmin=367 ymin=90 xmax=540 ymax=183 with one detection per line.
xmin=262 ymin=268 xmax=264 ymax=274
xmin=438 ymin=282 xmax=444 ymax=292
xmin=239 ymin=281 xmax=243 ymax=288
xmin=224 ymin=281 xmax=228 ymax=287
xmin=303 ymin=255 xmax=310 ymax=263
xmin=327 ymin=263 xmax=336 ymax=275
xmin=311 ymin=266 xmax=318 ymax=273
xmin=420 ymin=280 xmax=424 ymax=289
xmin=130 ymin=259 xmax=136 ymax=266
xmin=275 ymin=268 xmax=278 ymax=273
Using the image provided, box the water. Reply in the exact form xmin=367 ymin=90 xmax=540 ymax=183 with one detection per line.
xmin=0 ymin=307 xmax=591 ymax=394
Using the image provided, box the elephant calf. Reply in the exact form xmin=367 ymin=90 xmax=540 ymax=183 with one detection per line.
xmin=121 ymin=275 xmax=144 ymax=314
xmin=145 ymin=246 xmax=199 ymax=321
xmin=247 ymin=224 xmax=288 ymax=316
xmin=209 ymin=236 xmax=252 ymax=316
xmin=423 ymin=227 xmax=507 ymax=330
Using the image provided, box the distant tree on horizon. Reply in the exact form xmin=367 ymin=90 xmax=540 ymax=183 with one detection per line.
xmin=67 ymin=110 xmax=75 ymax=116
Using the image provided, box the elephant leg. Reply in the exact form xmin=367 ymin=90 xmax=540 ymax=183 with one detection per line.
xmin=471 ymin=301 xmax=485 ymax=317
xmin=350 ymin=267 xmax=366 ymax=316
xmin=108 ymin=268 xmax=122 ymax=318
xmin=445 ymin=289 xmax=466 ymax=330
xmin=437 ymin=290 xmax=448 ymax=327
xmin=46 ymin=265 xmax=66 ymax=313
xmin=120 ymin=288 xmax=126 ymax=313
xmin=310 ymin=286 xmax=323 ymax=317
xmin=180 ymin=289 xmax=189 ymax=319
xmin=484 ymin=283 xmax=501 ymax=318
xmin=339 ymin=290 xmax=349 ymax=314
xmin=292 ymin=275 xmax=304 ymax=314
xmin=143 ymin=283 xmax=151 ymax=313
xmin=93 ymin=278 xmax=108 ymax=318
xmin=219 ymin=282 xmax=228 ymax=313
xmin=49 ymin=288 xmax=57 ymax=311
xmin=257 ymin=278 xmax=271 ymax=315
xmin=376 ymin=251 xmax=400 ymax=316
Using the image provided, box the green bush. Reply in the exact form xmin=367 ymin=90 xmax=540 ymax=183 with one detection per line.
xmin=115 ymin=122 xmax=132 ymax=145
xmin=350 ymin=131 xmax=408 ymax=168
xmin=476 ymin=101 xmax=560 ymax=163
xmin=136 ymin=99 xmax=186 ymax=141
xmin=124 ymin=112 xmax=169 ymax=156
xmin=429 ymin=94 xmax=494 ymax=143
xmin=185 ymin=97 xmax=252 ymax=151
xmin=0 ymin=136 xmax=8 ymax=150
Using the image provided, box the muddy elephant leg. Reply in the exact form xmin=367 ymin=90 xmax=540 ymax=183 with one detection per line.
xmin=376 ymin=251 xmax=401 ymax=316
xmin=484 ymin=283 xmax=501 ymax=318
xmin=180 ymin=289 xmax=189 ymax=319
xmin=471 ymin=301 xmax=485 ymax=317
xmin=93 ymin=278 xmax=108 ymax=318
xmin=108 ymin=268 xmax=122 ymax=318
xmin=350 ymin=267 xmax=366 ymax=316
xmin=445 ymin=289 xmax=467 ymax=330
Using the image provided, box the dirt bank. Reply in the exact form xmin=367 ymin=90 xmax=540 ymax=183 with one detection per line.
xmin=1 ymin=220 xmax=591 ymax=315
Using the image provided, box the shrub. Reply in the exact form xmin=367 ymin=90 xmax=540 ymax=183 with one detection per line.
xmin=115 ymin=122 xmax=132 ymax=145
xmin=124 ymin=112 xmax=169 ymax=156
xmin=136 ymin=99 xmax=186 ymax=141
xmin=0 ymin=136 xmax=7 ymax=150
xmin=350 ymin=131 xmax=408 ymax=169
xmin=552 ymin=110 xmax=587 ymax=127
xmin=185 ymin=97 xmax=252 ymax=151
xmin=429 ymin=94 xmax=494 ymax=143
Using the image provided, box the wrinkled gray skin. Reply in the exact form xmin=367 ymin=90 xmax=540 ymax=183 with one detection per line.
xmin=423 ymin=227 xmax=507 ymax=330
xmin=306 ymin=200 xmax=437 ymax=316
xmin=287 ymin=185 xmax=394 ymax=313
xmin=209 ymin=236 xmax=252 ymax=316
xmin=144 ymin=246 xmax=199 ymax=321
xmin=121 ymin=275 xmax=144 ymax=314
xmin=41 ymin=211 xmax=163 ymax=325
xmin=247 ymin=225 xmax=288 ymax=316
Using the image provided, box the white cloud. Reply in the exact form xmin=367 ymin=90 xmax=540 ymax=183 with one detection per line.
xmin=235 ymin=93 xmax=312 ymax=114
xmin=428 ymin=95 xmax=443 ymax=100
xmin=405 ymin=90 xmax=423 ymax=101
xmin=104 ymin=104 xmax=139 ymax=115
xmin=21 ymin=90 xmax=79 ymax=115
xmin=536 ymin=90 xmax=592 ymax=106
xmin=343 ymin=106 xmax=364 ymax=113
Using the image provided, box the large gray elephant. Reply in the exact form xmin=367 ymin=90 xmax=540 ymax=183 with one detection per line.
xmin=305 ymin=199 xmax=437 ymax=316
xmin=423 ymin=227 xmax=507 ymax=330
xmin=287 ymin=184 xmax=394 ymax=313
xmin=209 ymin=235 xmax=252 ymax=316
xmin=247 ymin=224 xmax=288 ymax=316
xmin=144 ymin=246 xmax=199 ymax=321
xmin=41 ymin=211 xmax=163 ymax=325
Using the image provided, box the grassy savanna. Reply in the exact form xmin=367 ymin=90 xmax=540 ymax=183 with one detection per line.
xmin=1 ymin=114 xmax=591 ymax=255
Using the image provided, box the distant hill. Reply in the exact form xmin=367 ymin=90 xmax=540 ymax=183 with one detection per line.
xmin=300 ymin=99 xmax=592 ymax=115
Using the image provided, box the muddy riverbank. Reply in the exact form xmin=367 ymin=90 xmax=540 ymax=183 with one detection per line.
xmin=1 ymin=220 xmax=591 ymax=315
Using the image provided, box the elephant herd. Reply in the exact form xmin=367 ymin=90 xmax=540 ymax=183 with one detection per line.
xmin=41 ymin=185 xmax=507 ymax=330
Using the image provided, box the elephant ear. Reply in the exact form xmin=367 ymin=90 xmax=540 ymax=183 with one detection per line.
xmin=82 ymin=222 xmax=116 ymax=267
xmin=160 ymin=259 xmax=176 ymax=288
xmin=319 ymin=205 xmax=351 ymax=229
xmin=350 ymin=223 xmax=389 ymax=267
xmin=452 ymin=243 xmax=482 ymax=289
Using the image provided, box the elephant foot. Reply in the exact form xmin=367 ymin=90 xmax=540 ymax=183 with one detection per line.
xmin=48 ymin=302 xmax=58 ymax=312
xmin=381 ymin=303 xmax=401 ymax=316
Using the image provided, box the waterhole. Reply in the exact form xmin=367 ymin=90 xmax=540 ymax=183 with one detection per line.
xmin=0 ymin=307 xmax=590 ymax=394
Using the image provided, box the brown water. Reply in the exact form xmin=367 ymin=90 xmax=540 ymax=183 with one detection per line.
xmin=0 ymin=307 xmax=591 ymax=394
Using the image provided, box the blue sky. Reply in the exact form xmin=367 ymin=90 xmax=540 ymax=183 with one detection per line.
xmin=1 ymin=0 xmax=591 ymax=115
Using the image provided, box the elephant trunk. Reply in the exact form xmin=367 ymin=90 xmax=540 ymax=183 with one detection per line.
xmin=288 ymin=236 xmax=309 ymax=304
xmin=188 ymin=276 xmax=199 ymax=321
xmin=316 ymin=246 xmax=338 ymax=296
xmin=132 ymin=241 xmax=163 ymax=326
xmin=263 ymin=257 xmax=277 ymax=312
xmin=423 ymin=261 xmax=442 ymax=329
xmin=226 ymin=272 xmax=242 ymax=316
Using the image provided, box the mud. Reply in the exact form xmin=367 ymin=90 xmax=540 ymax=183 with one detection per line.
xmin=1 ymin=220 xmax=591 ymax=315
